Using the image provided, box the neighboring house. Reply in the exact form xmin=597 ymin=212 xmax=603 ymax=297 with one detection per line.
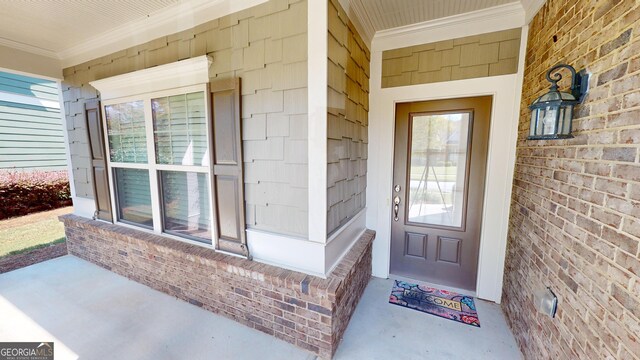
xmin=0 ymin=0 xmax=639 ymax=359
xmin=0 ymin=72 xmax=65 ymax=170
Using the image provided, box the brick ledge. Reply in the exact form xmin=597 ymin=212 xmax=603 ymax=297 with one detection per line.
xmin=60 ymin=214 xmax=375 ymax=358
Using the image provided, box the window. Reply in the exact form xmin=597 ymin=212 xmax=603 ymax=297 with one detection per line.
xmin=103 ymin=86 xmax=213 ymax=243
xmin=90 ymin=56 xmax=248 ymax=256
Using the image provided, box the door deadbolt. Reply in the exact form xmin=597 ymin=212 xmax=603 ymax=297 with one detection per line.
xmin=394 ymin=184 xmax=401 ymax=193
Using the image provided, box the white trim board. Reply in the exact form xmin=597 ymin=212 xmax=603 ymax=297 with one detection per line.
xmin=248 ymin=208 xmax=367 ymax=277
xmin=307 ymin=0 xmax=328 ymax=244
xmin=89 ymin=56 xmax=211 ymax=100
xmin=522 ymin=0 xmax=547 ymax=23
xmin=56 ymin=81 xmax=77 ymax=218
xmin=0 ymin=39 xmax=59 ymax=60
xmin=247 ymin=229 xmax=325 ymax=276
xmin=337 ymin=0 xmax=374 ymax=49
xmin=72 ymin=196 xmax=96 ymax=219
xmin=325 ymin=208 xmax=367 ymax=273
xmin=0 ymin=45 xmax=62 ymax=80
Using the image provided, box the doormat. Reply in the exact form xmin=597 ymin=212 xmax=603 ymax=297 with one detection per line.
xmin=389 ymin=280 xmax=480 ymax=327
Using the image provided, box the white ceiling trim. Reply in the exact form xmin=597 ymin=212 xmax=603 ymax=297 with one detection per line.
xmin=522 ymin=0 xmax=547 ymax=23
xmin=338 ymin=0 xmax=375 ymax=48
xmin=375 ymin=2 xmax=523 ymax=40
xmin=372 ymin=2 xmax=526 ymax=51
xmin=59 ymin=0 xmax=267 ymax=68
xmin=0 ymin=38 xmax=59 ymax=60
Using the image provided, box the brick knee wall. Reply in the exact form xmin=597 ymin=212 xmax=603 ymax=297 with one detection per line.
xmin=60 ymin=214 xmax=374 ymax=359
xmin=0 ymin=242 xmax=67 ymax=274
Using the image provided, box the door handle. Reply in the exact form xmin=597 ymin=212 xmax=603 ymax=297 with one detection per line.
xmin=393 ymin=195 xmax=401 ymax=221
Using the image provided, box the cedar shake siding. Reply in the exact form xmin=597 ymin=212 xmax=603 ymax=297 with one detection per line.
xmin=326 ymin=0 xmax=370 ymax=234
xmin=62 ymin=0 xmax=309 ymax=237
xmin=381 ymin=28 xmax=521 ymax=88
xmin=502 ymin=0 xmax=640 ymax=359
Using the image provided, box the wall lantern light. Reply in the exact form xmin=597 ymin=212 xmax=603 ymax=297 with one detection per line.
xmin=528 ymin=64 xmax=589 ymax=140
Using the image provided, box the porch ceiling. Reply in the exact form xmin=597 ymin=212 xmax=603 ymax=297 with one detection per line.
xmin=0 ymin=0 xmax=542 ymax=73
xmin=349 ymin=0 xmax=516 ymax=32
xmin=0 ymin=0 xmax=267 ymax=70
xmin=0 ymin=0 xmax=178 ymax=55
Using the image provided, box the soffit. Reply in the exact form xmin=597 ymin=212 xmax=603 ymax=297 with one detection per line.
xmin=342 ymin=0 xmax=541 ymax=45
xmin=0 ymin=0 xmax=542 ymax=72
xmin=0 ymin=0 xmax=180 ymax=55
xmin=352 ymin=0 xmax=517 ymax=31
xmin=0 ymin=0 xmax=266 ymax=69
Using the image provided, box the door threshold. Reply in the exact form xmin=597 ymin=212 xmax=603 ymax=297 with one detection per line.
xmin=389 ymin=273 xmax=477 ymax=298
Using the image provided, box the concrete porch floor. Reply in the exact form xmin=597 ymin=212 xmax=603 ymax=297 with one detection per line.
xmin=0 ymin=256 xmax=521 ymax=359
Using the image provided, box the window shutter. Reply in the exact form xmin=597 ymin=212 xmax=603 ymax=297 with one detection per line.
xmin=85 ymin=100 xmax=113 ymax=222
xmin=210 ymin=78 xmax=249 ymax=257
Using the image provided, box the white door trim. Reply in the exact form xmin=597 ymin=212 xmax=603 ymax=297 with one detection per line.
xmin=367 ymin=26 xmax=529 ymax=303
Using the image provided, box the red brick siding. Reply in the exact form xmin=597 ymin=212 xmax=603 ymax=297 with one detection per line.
xmin=61 ymin=215 xmax=373 ymax=359
xmin=502 ymin=1 xmax=640 ymax=359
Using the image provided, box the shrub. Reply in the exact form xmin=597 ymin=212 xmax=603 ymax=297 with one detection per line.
xmin=0 ymin=170 xmax=72 ymax=220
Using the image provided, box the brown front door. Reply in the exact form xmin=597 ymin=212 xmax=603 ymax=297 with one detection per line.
xmin=390 ymin=96 xmax=492 ymax=292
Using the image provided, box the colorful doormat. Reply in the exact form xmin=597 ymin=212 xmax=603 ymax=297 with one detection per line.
xmin=389 ymin=280 xmax=480 ymax=327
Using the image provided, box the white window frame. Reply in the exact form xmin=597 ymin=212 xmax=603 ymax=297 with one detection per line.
xmin=101 ymin=84 xmax=217 ymax=247
xmin=90 ymin=56 xmax=217 ymax=249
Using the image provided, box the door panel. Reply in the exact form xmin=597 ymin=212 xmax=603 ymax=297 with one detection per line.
xmin=405 ymin=232 xmax=427 ymax=259
xmin=390 ymin=96 xmax=492 ymax=292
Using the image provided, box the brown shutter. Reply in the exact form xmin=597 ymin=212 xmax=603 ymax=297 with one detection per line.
xmin=85 ymin=100 xmax=113 ymax=222
xmin=210 ymin=78 xmax=249 ymax=257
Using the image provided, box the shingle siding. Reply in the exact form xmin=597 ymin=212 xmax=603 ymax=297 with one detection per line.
xmin=381 ymin=28 xmax=521 ymax=88
xmin=326 ymin=0 xmax=370 ymax=234
xmin=0 ymin=72 xmax=65 ymax=170
xmin=62 ymin=0 xmax=308 ymax=237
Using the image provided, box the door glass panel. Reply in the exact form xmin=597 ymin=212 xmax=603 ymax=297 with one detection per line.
xmin=407 ymin=112 xmax=471 ymax=228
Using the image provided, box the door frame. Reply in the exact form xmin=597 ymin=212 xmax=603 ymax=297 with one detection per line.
xmin=369 ymin=77 xmax=520 ymax=303
xmin=367 ymin=29 xmax=527 ymax=303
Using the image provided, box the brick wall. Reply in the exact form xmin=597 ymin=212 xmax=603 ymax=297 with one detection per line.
xmin=502 ymin=0 xmax=640 ymax=359
xmin=381 ymin=28 xmax=521 ymax=88
xmin=327 ymin=0 xmax=370 ymax=234
xmin=61 ymin=214 xmax=373 ymax=359
xmin=62 ymin=0 xmax=309 ymax=237
xmin=0 ymin=242 xmax=67 ymax=273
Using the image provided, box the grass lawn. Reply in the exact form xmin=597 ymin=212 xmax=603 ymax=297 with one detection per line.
xmin=410 ymin=166 xmax=458 ymax=182
xmin=0 ymin=207 xmax=72 ymax=258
